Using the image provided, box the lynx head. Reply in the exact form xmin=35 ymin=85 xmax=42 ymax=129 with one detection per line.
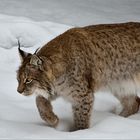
xmin=17 ymin=42 xmax=55 ymax=98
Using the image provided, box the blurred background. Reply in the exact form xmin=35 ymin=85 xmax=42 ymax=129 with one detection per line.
xmin=0 ymin=0 xmax=140 ymax=26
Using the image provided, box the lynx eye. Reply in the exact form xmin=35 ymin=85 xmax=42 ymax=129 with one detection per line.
xmin=25 ymin=79 xmax=33 ymax=84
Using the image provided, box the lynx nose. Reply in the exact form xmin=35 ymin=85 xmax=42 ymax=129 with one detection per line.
xmin=17 ymin=88 xmax=23 ymax=94
xmin=17 ymin=86 xmax=24 ymax=94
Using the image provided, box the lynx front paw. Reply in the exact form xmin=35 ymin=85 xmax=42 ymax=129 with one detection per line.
xmin=47 ymin=114 xmax=59 ymax=127
xmin=36 ymin=96 xmax=59 ymax=127
xmin=39 ymin=110 xmax=59 ymax=127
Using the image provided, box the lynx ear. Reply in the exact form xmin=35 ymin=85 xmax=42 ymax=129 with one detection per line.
xmin=18 ymin=40 xmax=30 ymax=62
xmin=30 ymin=55 xmax=42 ymax=66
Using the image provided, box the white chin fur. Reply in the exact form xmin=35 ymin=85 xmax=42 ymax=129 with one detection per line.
xmin=22 ymin=92 xmax=32 ymax=96
xmin=34 ymin=88 xmax=49 ymax=99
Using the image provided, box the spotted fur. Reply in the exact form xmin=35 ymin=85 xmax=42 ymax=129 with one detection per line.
xmin=17 ymin=22 xmax=140 ymax=130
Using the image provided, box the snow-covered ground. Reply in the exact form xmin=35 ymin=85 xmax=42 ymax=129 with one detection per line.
xmin=0 ymin=1 xmax=140 ymax=138
xmin=0 ymin=0 xmax=140 ymax=26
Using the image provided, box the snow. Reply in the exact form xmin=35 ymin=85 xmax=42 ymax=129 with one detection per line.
xmin=0 ymin=14 xmax=70 ymax=49
xmin=0 ymin=0 xmax=140 ymax=26
xmin=0 ymin=9 xmax=140 ymax=139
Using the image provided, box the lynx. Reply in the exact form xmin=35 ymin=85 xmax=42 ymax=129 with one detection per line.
xmin=17 ymin=22 xmax=140 ymax=131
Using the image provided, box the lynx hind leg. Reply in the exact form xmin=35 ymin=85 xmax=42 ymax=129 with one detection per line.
xmin=114 ymin=94 xmax=140 ymax=117
xmin=36 ymin=96 xmax=59 ymax=127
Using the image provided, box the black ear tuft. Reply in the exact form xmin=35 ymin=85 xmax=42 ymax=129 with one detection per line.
xmin=18 ymin=40 xmax=30 ymax=62
xmin=34 ymin=47 xmax=40 ymax=54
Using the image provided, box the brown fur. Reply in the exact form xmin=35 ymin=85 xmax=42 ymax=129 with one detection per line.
xmin=17 ymin=22 xmax=140 ymax=130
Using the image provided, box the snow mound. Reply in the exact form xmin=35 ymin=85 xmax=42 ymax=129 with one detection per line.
xmin=0 ymin=14 xmax=70 ymax=49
